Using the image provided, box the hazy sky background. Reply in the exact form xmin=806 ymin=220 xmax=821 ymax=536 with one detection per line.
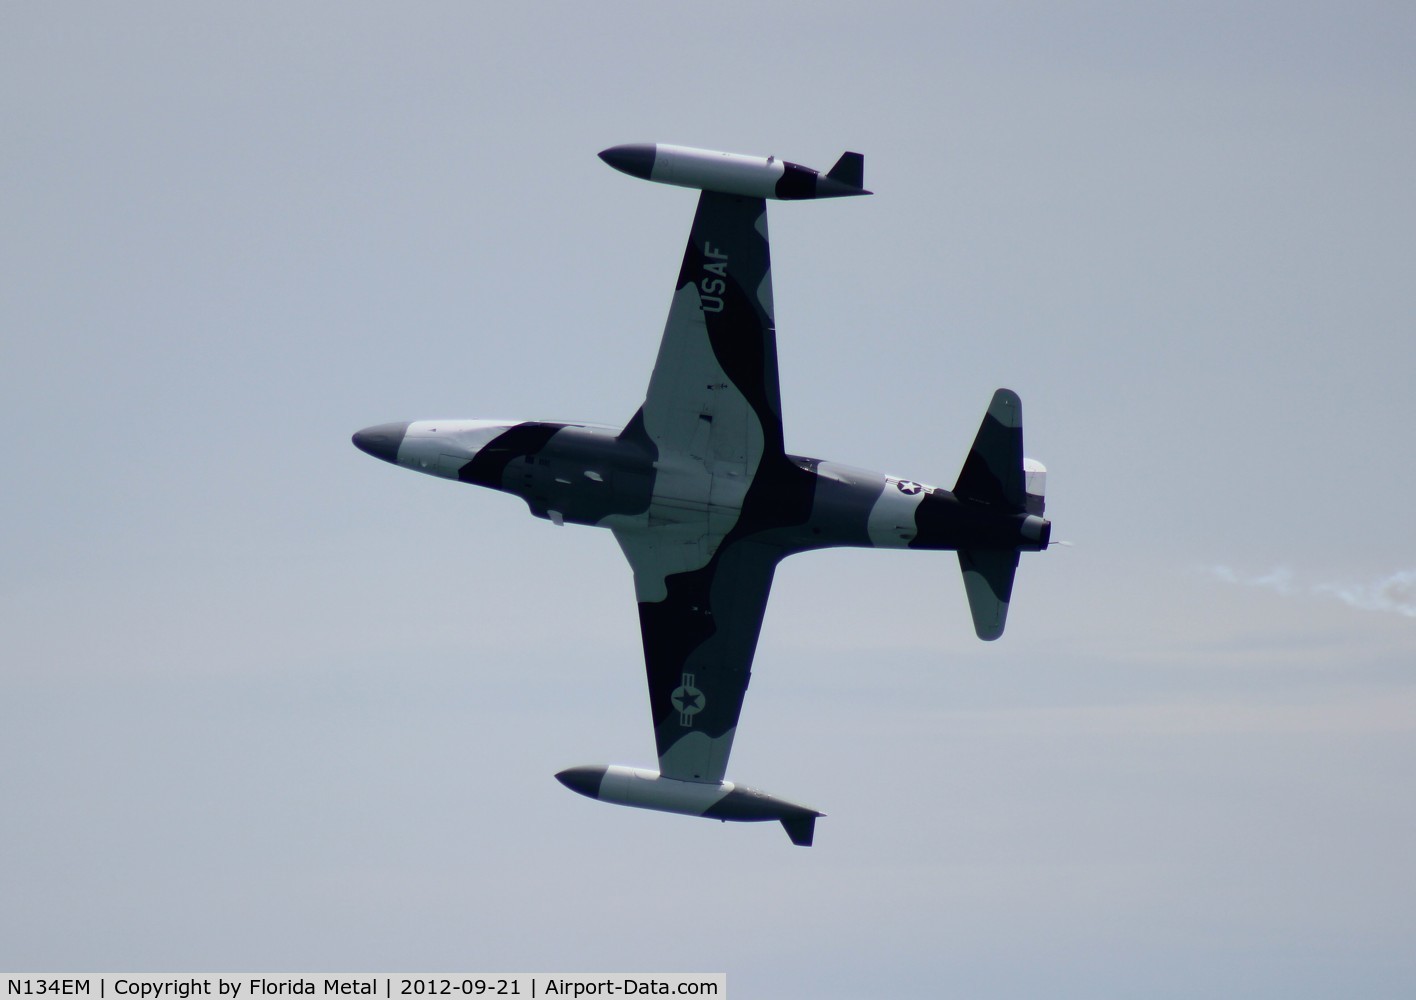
xmin=4 ymin=3 xmax=1414 ymax=996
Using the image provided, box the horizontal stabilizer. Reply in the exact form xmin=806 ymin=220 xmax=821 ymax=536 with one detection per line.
xmin=955 ymin=389 xmax=1025 ymax=510
xmin=959 ymin=548 xmax=1020 ymax=641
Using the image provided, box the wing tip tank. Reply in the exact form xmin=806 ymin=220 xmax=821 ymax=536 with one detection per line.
xmin=598 ymin=143 xmax=656 ymax=180
xmin=556 ymin=764 xmax=823 ymax=845
xmin=599 ymin=142 xmax=870 ymax=200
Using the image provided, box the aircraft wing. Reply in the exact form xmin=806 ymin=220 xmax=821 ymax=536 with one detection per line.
xmin=618 ymin=535 xmax=781 ymax=783
xmin=614 ymin=190 xmax=789 ymax=784
xmin=626 ymin=190 xmax=785 ymax=478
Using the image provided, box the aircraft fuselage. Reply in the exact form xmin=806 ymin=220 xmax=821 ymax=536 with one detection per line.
xmin=352 ymin=418 xmax=1049 ymax=556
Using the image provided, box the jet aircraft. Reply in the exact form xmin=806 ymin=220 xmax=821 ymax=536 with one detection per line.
xmin=353 ymin=143 xmax=1052 ymax=845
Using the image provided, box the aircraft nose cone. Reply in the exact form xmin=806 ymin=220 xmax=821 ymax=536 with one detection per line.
xmin=352 ymin=421 xmax=410 ymax=464
xmin=555 ymin=765 xmax=608 ymax=800
xmin=598 ymin=143 xmax=656 ymax=180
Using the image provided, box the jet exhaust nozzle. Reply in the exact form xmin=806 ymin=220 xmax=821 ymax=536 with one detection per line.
xmin=1020 ymin=514 xmax=1051 ymax=551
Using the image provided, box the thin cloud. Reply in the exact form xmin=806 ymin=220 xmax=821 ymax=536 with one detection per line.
xmin=1208 ymin=565 xmax=1416 ymax=618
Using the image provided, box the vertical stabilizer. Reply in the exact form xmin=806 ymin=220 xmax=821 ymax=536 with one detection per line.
xmin=825 ymin=151 xmax=865 ymax=189
xmin=1023 ymin=458 xmax=1047 ymax=516
xmin=781 ymin=814 xmax=817 ymax=847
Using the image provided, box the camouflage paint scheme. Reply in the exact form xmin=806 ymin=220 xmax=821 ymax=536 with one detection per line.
xmin=353 ymin=148 xmax=1051 ymax=845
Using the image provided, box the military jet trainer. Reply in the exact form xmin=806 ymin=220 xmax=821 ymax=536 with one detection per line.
xmin=353 ymin=143 xmax=1052 ymax=846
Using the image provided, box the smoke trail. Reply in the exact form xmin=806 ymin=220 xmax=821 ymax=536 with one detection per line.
xmin=1313 ymin=570 xmax=1416 ymax=618
xmin=1208 ymin=565 xmax=1416 ymax=618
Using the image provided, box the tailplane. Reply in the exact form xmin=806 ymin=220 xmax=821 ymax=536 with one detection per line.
xmin=958 ymin=549 xmax=1020 ymax=641
xmin=954 ymin=389 xmax=1049 ymax=640
xmin=954 ymin=389 xmax=1025 ymax=509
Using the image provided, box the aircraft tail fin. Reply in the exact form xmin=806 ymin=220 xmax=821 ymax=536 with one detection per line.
xmin=825 ymin=151 xmax=865 ymax=190
xmin=780 ymin=813 xmax=817 ymax=847
xmin=1023 ymin=458 xmax=1047 ymax=517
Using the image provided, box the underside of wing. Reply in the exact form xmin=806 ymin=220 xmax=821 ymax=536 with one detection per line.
xmin=616 ymin=533 xmax=781 ymax=783
xmin=612 ymin=190 xmax=799 ymax=785
xmin=622 ymin=190 xmax=785 ymax=478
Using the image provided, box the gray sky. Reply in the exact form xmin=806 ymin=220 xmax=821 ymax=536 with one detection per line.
xmin=4 ymin=2 xmax=1414 ymax=996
